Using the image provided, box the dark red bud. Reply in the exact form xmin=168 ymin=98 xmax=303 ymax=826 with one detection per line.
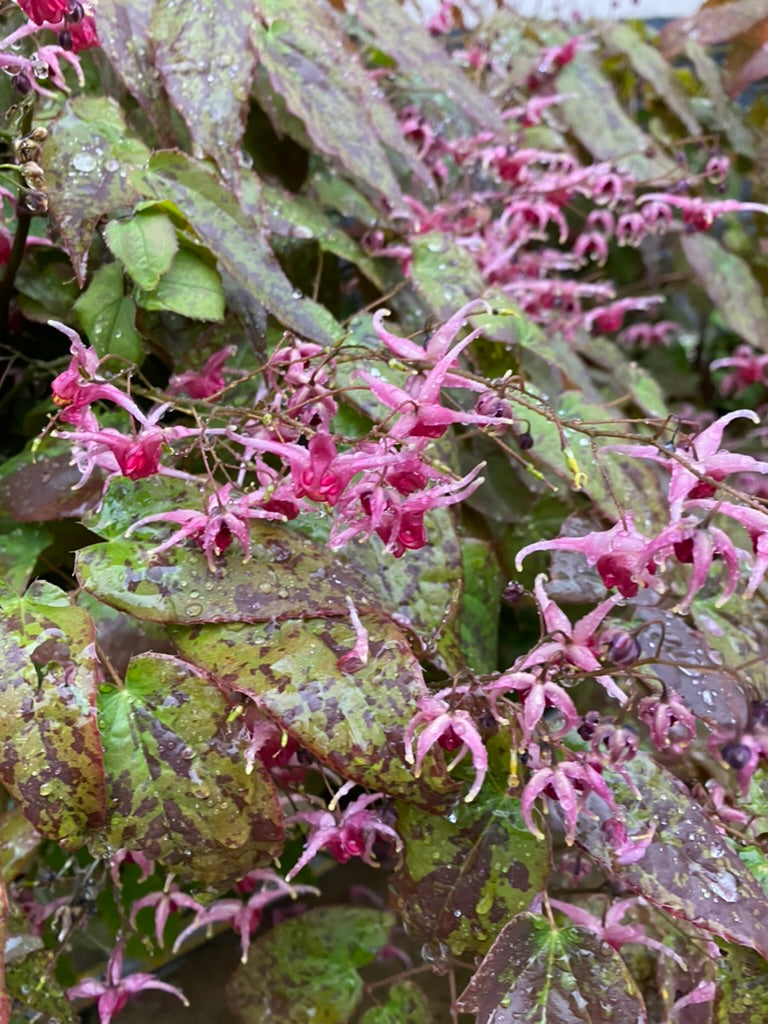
xmin=502 ymin=581 xmax=525 ymax=605
xmin=66 ymin=0 xmax=84 ymax=21
xmin=57 ymin=29 xmax=73 ymax=49
xmin=438 ymin=726 xmax=463 ymax=752
xmin=721 ymin=741 xmax=751 ymax=770
xmin=516 ymin=431 xmax=534 ymax=450
xmin=607 ymin=632 xmax=641 ymax=665
xmin=11 ymin=73 xmax=32 ymax=95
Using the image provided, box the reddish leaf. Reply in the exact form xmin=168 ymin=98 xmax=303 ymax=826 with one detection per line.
xmin=0 ymin=583 xmax=105 ymax=848
xmin=456 ymin=912 xmax=647 ymax=1024
xmin=97 ymin=653 xmax=282 ymax=885
xmin=170 ymin=613 xmax=456 ymax=806
xmin=575 ymin=756 xmax=768 ymax=959
xmin=0 ymin=444 xmax=102 ymax=522
xmin=0 ymin=876 xmax=9 ymax=1024
xmin=150 ymin=0 xmax=258 ymax=184
xmin=660 ymin=1 xmax=768 ymax=55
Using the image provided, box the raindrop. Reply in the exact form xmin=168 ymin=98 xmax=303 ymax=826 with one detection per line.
xmin=72 ymin=152 xmax=97 ymax=172
xmin=185 ymin=602 xmax=203 ymax=616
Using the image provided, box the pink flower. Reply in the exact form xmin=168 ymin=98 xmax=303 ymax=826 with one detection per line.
xmin=687 ymin=499 xmax=768 ymax=598
xmin=549 ymin=897 xmax=685 ymax=966
xmin=129 ymin=882 xmax=204 ymax=948
xmin=172 ymin=870 xmax=316 ymax=963
xmin=17 ymin=0 xmax=68 ymax=25
xmin=516 ymin=575 xmax=626 ymax=703
xmin=403 ymin=691 xmax=488 ymax=802
xmin=520 ymin=752 xmax=617 ymax=845
xmin=166 ymin=345 xmax=236 ymax=399
xmin=608 ymin=409 xmax=767 ymax=521
xmin=67 ymin=14 xmax=99 ymax=52
xmin=711 ymin=345 xmax=768 ymax=396
xmin=286 ymin=788 xmax=402 ymax=879
xmin=515 ymin=516 xmax=656 ymax=598
xmin=637 ymin=691 xmax=697 ymax=755
xmin=483 ymin=670 xmax=579 ymax=744
xmin=601 ymin=818 xmax=656 ymax=865
xmin=67 ymin=940 xmax=188 ymax=1024
xmin=638 ymin=192 xmax=768 ymax=230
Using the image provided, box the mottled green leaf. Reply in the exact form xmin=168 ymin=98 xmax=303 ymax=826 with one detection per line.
xmin=76 ymin=525 xmax=380 ymax=625
xmin=136 ymin=248 xmax=225 ymax=321
xmin=150 ymin=0 xmax=257 ymax=183
xmin=5 ymin=946 xmax=76 ymax=1024
xmin=251 ymin=0 xmax=417 ymax=206
xmin=83 ymin=475 xmax=203 ymax=542
xmin=171 ymin=613 xmax=455 ymax=805
xmin=0 ymin=525 xmax=52 ymax=595
xmin=0 ymin=583 xmax=105 ymax=847
xmin=575 ymin=756 xmax=768 ymax=959
xmin=359 ymin=982 xmax=430 ymax=1024
xmin=681 ymin=233 xmax=768 ymax=351
xmin=410 ymin=232 xmax=485 ymax=319
xmin=227 ymin=906 xmax=394 ymax=1024
xmin=129 ymin=151 xmax=341 ymax=345
xmin=456 ymin=912 xmax=647 ymax=1024
xmin=599 ymin=22 xmax=701 ymax=135
xmin=94 ymin=0 xmax=175 ymax=141
xmin=104 ymin=211 xmax=178 ymax=290
xmin=577 ymin=336 xmax=669 ymax=419
xmin=352 ymin=0 xmax=504 ymax=132
xmin=74 ymin=262 xmax=144 ymax=364
xmin=390 ymin=780 xmax=548 ymax=958
xmin=557 ymin=53 xmax=674 ymax=177
xmin=97 ymin=653 xmax=282 ymax=885
xmin=44 ymin=96 xmax=151 ymax=284
xmin=715 ymin=945 xmax=768 ymax=1023
xmin=459 ymin=537 xmax=503 ymax=674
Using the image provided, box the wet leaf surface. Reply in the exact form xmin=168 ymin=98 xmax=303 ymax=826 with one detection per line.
xmin=0 ymin=443 xmax=102 ymax=523
xmin=136 ymin=248 xmax=225 ymax=321
xmin=74 ymin=262 xmax=144 ymax=363
xmin=150 ymin=0 xmax=258 ymax=184
xmin=129 ymin=151 xmax=341 ymax=345
xmin=76 ymin=525 xmax=381 ymax=624
xmin=714 ymin=944 xmax=768 ymax=1023
xmin=459 ymin=537 xmax=503 ymax=674
xmin=391 ymin=790 xmax=547 ymax=958
xmin=681 ymin=234 xmax=768 ymax=351
xmin=0 ymin=583 xmax=105 ymax=847
xmin=456 ymin=912 xmax=647 ymax=1024
xmin=171 ymin=613 xmax=455 ymax=805
xmin=0 ymin=876 xmax=9 ymax=1024
xmin=44 ymin=97 xmax=151 ymax=284
xmin=0 ymin=808 xmax=41 ymax=881
xmin=575 ymin=756 xmax=768 ymax=959
xmin=359 ymin=981 xmax=430 ymax=1024
xmin=97 ymin=653 xmax=282 ymax=885
xmin=633 ymin=605 xmax=750 ymax=733
xmin=0 ymin=525 xmax=52 ymax=595
xmin=104 ymin=210 xmax=178 ymax=291
xmin=227 ymin=906 xmax=394 ymax=1024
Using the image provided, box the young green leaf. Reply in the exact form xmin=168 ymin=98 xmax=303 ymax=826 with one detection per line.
xmin=104 ymin=211 xmax=178 ymax=291
xmin=136 ymin=249 xmax=225 ymax=321
xmin=74 ymin=262 xmax=144 ymax=364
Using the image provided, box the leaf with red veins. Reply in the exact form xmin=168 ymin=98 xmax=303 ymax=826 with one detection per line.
xmin=574 ymin=754 xmax=768 ymax=959
xmin=0 ymin=582 xmax=105 ymax=848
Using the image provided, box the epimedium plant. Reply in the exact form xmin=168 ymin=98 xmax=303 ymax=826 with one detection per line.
xmin=1 ymin=0 xmax=768 ymax=1022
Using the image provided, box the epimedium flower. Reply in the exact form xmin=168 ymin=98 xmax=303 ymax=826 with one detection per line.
xmin=67 ymin=939 xmax=188 ymax=1024
xmin=16 ymin=0 xmax=68 ymax=24
xmin=520 ymin=749 xmax=617 ymax=846
xmin=286 ymin=789 xmax=402 ymax=880
xmin=172 ymin=870 xmax=317 ymax=963
xmin=129 ymin=880 xmax=204 ymax=948
xmin=549 ymin=897 xmax=685 ymax=966
xmin=482 ymin=669 xmax=579 ymax=745
xmin=608 ymin=409 xmax=768 ymax=521
xmin=711 ymin=345 xmax=768 ymax=396
xmin=166 ymin=345 xmax=236 ymax=399
xmin=686 ymin=499 xmax=768 ymax=599
xmin=637 ymin=690 xmax=697 ymax=755
xmin=403 ymin=690 xmax=488 ymax=802
xmin=516 ymin=575 xmax=626 ymax=704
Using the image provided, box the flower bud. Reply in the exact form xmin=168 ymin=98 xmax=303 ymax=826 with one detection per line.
xmin=66 ymin=0 xmax=85 ymax=21
xmin=606 ymin=631 xmax=641 ymax=665
xmin=502 ymin=581 xmax=525 ymax=605
xmin=11 ymin=73 xmax=32 ymax=95
xmin=58 ymin=28 xmax=73 ymax=50
xmin=721 ymin=741 xmax=751 ymax=770
xmin=516 ymin=431 xmax=534 ymax=450
xmin=18 ymin=190 xmax=48 ymax=216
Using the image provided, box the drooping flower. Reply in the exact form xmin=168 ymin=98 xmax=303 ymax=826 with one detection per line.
xmin=16 ymin=0 xmax=68 ymax=25
xmin=549 ymin=897 xmax=685 ymax=966
xmin=686 ymin=499 xmax=768 ymax=598
xmin=129 ymin=881 xmax=204 ymax=948
xmin=483 ymin=669 xmax=579 ymax=744
xmin=637 ymin=690 xmax=697 ymax=755
xmin=403 ymin=691 xmax=488 ymax=802
xmin=520 ymin=752 xmax=617 ymax=845
xmin=166 ymin=345 xmax=236 ymax=399
xmin=711 ymin=345 xmax=768 ymax=396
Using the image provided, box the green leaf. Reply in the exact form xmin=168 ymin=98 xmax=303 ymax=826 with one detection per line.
xmin=0 ymin=524 xmax=52 ymax=594
xmin=149 ymin=0 xmax=258 ymax=183
xmin=97 ymin=653 xmax=282 ymax=885
xmin=104 ymin=211 xmax=179 ymax=290
xmin=681 ymin=233 xmax=768 ymax=351
xmin=6 ymin=946 xmax=76 ymax=1024
xmin=456 ymin=913 xmax=647 ymax=1024
xmin=171 ymin=613 xmax=456 ymax=805
xmin=136 ymin=249 xmax=225 ymax=321
xmin=0 ymin=583 xmax=105 ymax=847
xmin=390 ymin=767 xmax=549 ymax=957
xmin=227 ymin=906 xmax=394 ymax=1024
xmin=575 ymin=755 xmax=768 ymax=959
xmin=74 ymin=262 xmax=144 ymax=364
xmin=715 ymin=944 xmax=768 ymax=1023
xmin=75 ymin=525 xmax=382 ymax=625
xmin=459 ymin=537 xmax=503 ymax=673
xmin=43 ymin=96 xmax=151 ymax=284
xmin=410 ymin=232 xmax=485 ymax=320
xmin=130 ymin=151 xmax=341 ymax=345
xmin=359 ymin=982 xmax=430 ymax=1024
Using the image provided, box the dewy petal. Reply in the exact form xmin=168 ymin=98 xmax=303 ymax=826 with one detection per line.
xmin=688 ymin=408 xmax=759 ymax=459
xmin=520 ymin=768 xmax=553 ymax=840
xmin=452 ymin=713 xmax=488 ymax=802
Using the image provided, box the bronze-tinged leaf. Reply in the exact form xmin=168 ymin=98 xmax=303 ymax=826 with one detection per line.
xmin=43 ymin=97 xmax=151 ymax=284
xmin=150 ymin=0 xmax=258 ymax=184
xmin=170 ymin=614 xmax=456 ymax=806
xmin=660 ymin=0 xmax=768 ymax=55
xmin=576 ymin=756 xmax=768 ymax=959
xmin=0 ymin=583 xmax=105 ymax=848
xmin=94 ymin=0 xmax=175 ymax=141
xmin=0 ymin=876 xmax=9 ymax=1024
xmin=351 ymin=0 xmax=504 ymax=133
xmin=251 ymin=0 xmax=420 ymax=207
xmin=129 ymin=151 xmax=341 ymax=346
xmin=390 ymin=788 xmax=549 ymax=959
xmin=0 ymin=443 xmax=102 ymax=523
xmin=227 ymin=906 xmax=394 ymax=1024
xmin=75 ymin=527 xmax=380 ymax=625
xmin=97 ymin=653 xmax=282 ymax=886
xmin=681 ymin=234 xmax=768 ymax=351
xmin=456 ymin=912 xmax=647 ymax=1024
